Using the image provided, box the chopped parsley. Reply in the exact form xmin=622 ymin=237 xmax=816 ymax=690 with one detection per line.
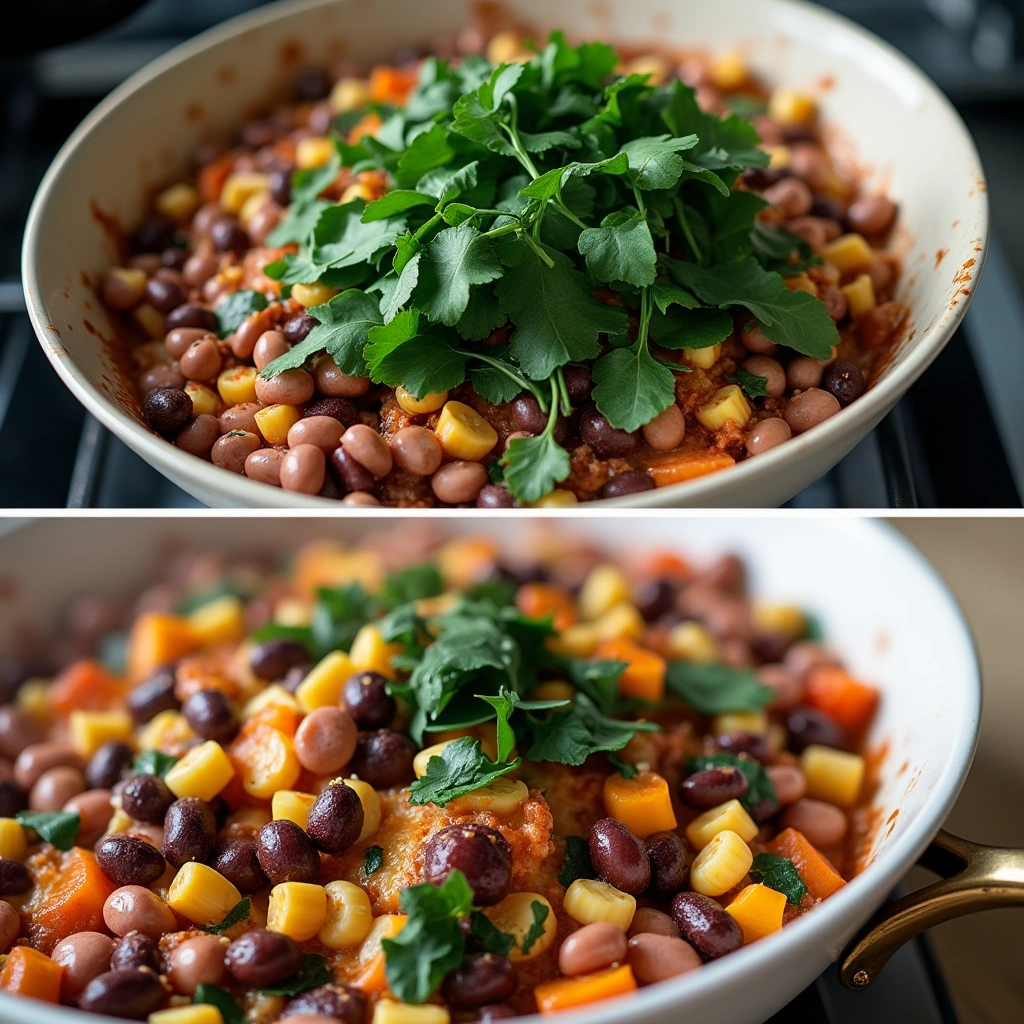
xmin=194 ymin=985 xmax=245 ymax=1024
xmin=198 ymin=898 xmax=251 ymax=935
xmin=750 ymin=852 xmax=808 ymax=905
xmin=364 ymin=845 xmax=385 ymax=876
xmin=558 ymin=835 xmax=596 ymax=888
xmin=727 ymin=367 xmax=771 ymax=401
xmin=469 ymin=910 xmax=516 ymax=957
xmin=213 ymin=290 xmax=268 ymax=338
xmin=132 ymin=750 xmax=179 ymax=778
xmin=665 ymin=661 xmax=774 ymax=715
xmin=521 ymin=901 xmax=550 ymax=956
xmin=16 ymin=811 xmax=80 ymax=851
xmin=260 ymin=954 xmax=333 ymax=996
xmin=408 ymin=736 xmax=520 ymax=807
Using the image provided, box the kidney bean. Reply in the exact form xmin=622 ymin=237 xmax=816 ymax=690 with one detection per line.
xmin=288 ymin=416 xmax=345 ymax=454
xmin=211 ymin=839 xmax=268 ymax=894
xmin=589 ymin=818 xmax=650 ymax=896
xmin=563 ymin=365 xmax=593 ymax=404
xmin=441 ymin=953 xmax=517 ymax=1007
xmin=0 ymin=707 xmax=42 ymax=759
xmin=627 ymin=933 xmax=702 ymax=983
xmin=306 ymin=783 xmax=364 ymax=855
xmin=14 ymin=742 xmax=80 ymax=791
xmin=225 ymin=928 xmax=303 ymax=987
xmin=0 ymin=900 xmax=17 ymax=953
xmin=278 ymin=314 xmax=312 ymax=345
xmin=283 ymin=983 xmax=367 ymax=1024
xmin=477 ymin=484 xmax=514 ymax=508
xmin=110 ymin=930 xmax=159 ymax=972
xmin=134 ymin=217 xmax=176 ymax=254
xmin=742 ymin=356 xmax=786 ymax=398
xmin=103 ymin=885 xmax=176 ymax=939
xmin=847 ymin=195 xmax=896 ymax=236
xmin=342 ymin=672 xmax=395 ymax=730
xmin=255 ymin=369 xmax=315 ymax=406
xmin=102 ymin=270 xmax=146 ymax=310
xmin=763 ymin=177 xmax=813 ymax=219
xmin=122 ymin=773 xmax=174 ymax=825
xmin=786 ymin=356 xmax=827 ymax=393
xmin=784 ymin=388 xmax=841 ymax=434
xmin=785 ymin=215 xmax=828 ymax=252
xmin=139 ymin=364 xmax=186 ymax=395
xmin=349 ymin=730 xmax=416 ymax=789
xmin=163 ymin=797 xmax=217 ymax=868
xmin=168 ymin=934 xmax=227 ymax=995
xmin=30 ymin=765 xmax=86 ymax=811
xmin=331 ymin=447 xmax=375 ymax=494
xmin=641 ymin=404 xmax=686 ymax=451
xmin=315 ymin=357 xmax=371 ymax=397
xmin=432 ymin=461 xmax=488 ymax=504
xmin=78 ymin=968 xmax=164 ymax=1019
xmin=249 ymin=203 xmax=283 ymax=245
xmin=755 ymin=664 xmax=802 ymax=711
xmin=423 ymin=824 xmax=513 ymax=905
xmin=766 ymin=765 xmax=807 ymax=806
xmin=302 ymin=397 xmax=358 ymax=428
xmin=126 ymin=667 xmax=179 ymax=726
xmin=293 ymin=708 xmax=358 ymax=777
xmin=257 ymin=819 xmax=320 ymax=885
xmin=340 ymin=424 xmax=393 ymax=477
xmin=64 ymin=788 xmax=115 ymax=846
xmin=821 ymin=361 xmax=866 ymax=407
xmin=179 ymin=338 xmax=222 ymax=382
xmin=679 ymin=766 xmax=749 ymax=809
xmin=745 ymin=417 xmax=791 ymax=456
xmin=212 ymin=431 xmax=263 ymax=474
xmin=144 ymin=387 xmax=194 ymax=435
xmin=742 ymin=326 xmax=779 ymax=355
xmin=716 ymin=730 xmax=770 ymax=765
xmin=0 ymin=858 xmax=31 ymax=895
xmin=782 ymin=798 xmax=848 ymax=846
xmin=787 ymin=706 xmax=848 ymax=753
xmin=245 ymin=448 xmax=285 ymax=486
xmin=85 ymin=742 xmax=133 ymax=793
xmin=176 ymin=414 xmax=221 ymax=457
xmin=645 ymin=831 xmax=691 ymax=899
xmin=671 ymin=892 xmax=742 ymax=960
xmin=96 ymin=834 xmax=166 ymax=888
xmin=628 ymin=908 xmax=680 ymax=939
xmin=182 ymin=690 xmax=238 ymax=745
xmin=249 ymin=638 xmax=309 ymax=682
xmin=558 ymin=923 xmax=627 ymax=977
xmin=581 ymin=406 xmax=639 ymax=458
xmin=280 ymin=444 xmax=326 ymax=494
xmin=165 ymin=302 xmax=218 ymax=333
xmin=52 ymin=932 xmax=114 ymax=1002
xmin=601 ymin=471 xmax=655 ymax=500
xmin=391 ymin=426 xmax=443 ymax=477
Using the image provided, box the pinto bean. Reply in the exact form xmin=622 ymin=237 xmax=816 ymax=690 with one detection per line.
xmin=781 ymin=798 xmax=848 ymax=846
xmin=784 ymin=388 xmax=841 ymax=434
xmin=558 ymin=923 xmax=627 ymax=977
xmin=627 ymin=933 xmax=702 ymax=983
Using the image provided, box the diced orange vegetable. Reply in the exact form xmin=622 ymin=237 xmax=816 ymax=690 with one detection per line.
xmin=516 ymin=584 xmax=577 ymax=632
xmin=640 ymin=550 xmax=692 ymax=582
xmin=48 ymin=660 xmax=124 ymax=717
xmin=349 ymin=113 xmax=382 ymax=143
xmin=26 ymin=849 xmax=118 ymax=954
xmin=127 ymin=613 xmax=199 ymax=682
xmin=230 ymin=725 xmax=301 ymax=800
xmin=535 ymin=965 xmax=637 ymax=1014
xmin=603 ymin=771 xmax=677 ymax=838
xmin=805 ymin=667 xmax=879 ymax=734
xmin=349 ymin=915 xmax=408 ymax=992
xmin=0 ymin=946 xmax=63 ymax=1002
xmin=645 ymin=450 xmax=736 ymax=487
xmin=197 ymin=153 xmax=236 ymax=204
xmin=594 ymin=638 xmax=666 ymax=701
xmin=768 ymin=828 xmax=846 ymax=900
xmin=369 ymin=66 xmax=419 ymax=106
xmin=726 ymin=883 xmax=787 ymax=943
xmin=241 ymin=703 xmax=300 ymax=738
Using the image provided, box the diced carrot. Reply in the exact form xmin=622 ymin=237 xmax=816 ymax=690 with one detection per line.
xmin=349 ymin=915 xmax=407 ymax=993
xmin=48 ymin=660 xmax=125 ymax=717
xmin=516 ymin=584 xmax=577 ymax=632
xmin=639 ymin=550 xmax=692 ymax=582
xmin=768 ymin=828 xmax=846 ymax=900
xmin=197 ymin=153 xmax=236 ymax=204
xmin=241 ymin=703 xmax=299 ymax=738
xmin=594 ymin=638 xmax=666 ymax=701
xmin=603 ymin=771 xmax=676 ymax=838
xmin=0 ymin=946 xmax=63 ymax=1002
xmin=535 ymin=965 xmax=637 ymax=1014
xmin=348 ymin=113 xmax=382 ymax=143
xmin=726 ymin=882 xmax=787 ymax=943
xmin=645 ymin=450 xmax=736 ymax=487
xmin=26 ymin=849 xmax=118 ymax=954
xmin=127 ymin=613 xmax=199 ymax=682
xmin=805 ymin=667 xmax=879 ymax=734
xmin=368 ymin=66 xmax=419 ymax=106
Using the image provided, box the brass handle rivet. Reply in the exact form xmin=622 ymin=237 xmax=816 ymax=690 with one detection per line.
xmin=852 ymin=970 xmax=870 ymax=988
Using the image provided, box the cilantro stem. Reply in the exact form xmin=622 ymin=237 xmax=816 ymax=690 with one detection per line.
xmin=632 ymin=186 xmax=647 ymax=219
xmin=469 ymin=352 xmax=548 ymax=411
xmin=554 ymin=367 xmax=572 ymax=417
xmin=502 ymin=95 xmax=542 ymax=180
xmin=522 ymin=232 xmax=556 ymax=269
xmin=672 ymin=197 xmax=702 ymax=263
xmin=543 ymin=376 xmax=561 ymax=438
xmin=483 ymin=221 xmax=524 ymax=240
xmin=551 ymin=197 xmax=589 ymax=231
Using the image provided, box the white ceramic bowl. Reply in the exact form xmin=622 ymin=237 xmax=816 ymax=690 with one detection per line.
xmin=0 ymin=516 xmax=980 ymax=1023
xmin=21 ymin=0 xmax=988 ymax=508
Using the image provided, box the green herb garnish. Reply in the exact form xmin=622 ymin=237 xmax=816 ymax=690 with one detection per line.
xmin=364 ymin=845 xmax=385 ymax=876
xmin=666 ymin=661 xmax=774 ymax=715
xmin=16 ymin=811 xmax=80 ymax=851
xmin=469 ymin=910 xmax=516 ymax=957
xmin=132 ymin=750 xmax=179 ymax=778
xmin=408 ymin=736 xmax=520 ymax=807
xmin=213 ymin=289 xmax=269 ymax=338
xmin=520 ymin=901 xmax=550 ymax=956
xmin=749 ymin=852 xmax=808 ymax=905
xmin=557 ymin=835 xmax=596 ymax=888
xmin=727 ymin=367 xmax=771 ymax=401
xmin=260 ymin=953 xmax=333 ymax=996
xmin=194 ymin=984 xmax=245 ymax=1024
xmin=198 ymin=898 xmax=251 ymax=935
xmin=608 ymin=752 xmax=638 ymax=779
xmin=686 ymin=752 xmax=777 ymax=813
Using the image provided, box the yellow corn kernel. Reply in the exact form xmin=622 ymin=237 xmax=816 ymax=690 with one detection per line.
xmin=448 ymin=776 xmax=528 ymax=815
xmin=136 ymin=710 xmax=195 ymax=755
xmin=0 ymin=819 xmax=27 ymax=860
xmin=842 ymin=273 xmax=876 ymax=319
xmin=319 ymin=880 xmax=374 ymax=949
xmin=241 ymin=683 xmax=300 ymax=720
xmin=253 ymin=404 xmax=302 ymax=447
xmin=622 ymin=54 xmax=668 ymax=84
xmin=667 ymin=621 xmax=720 ymax=662
xmin=579 ymin=565 xmax=632 ymax=621
xmin=267 ymin=881 xmax=327 ymax=942
xmin=821 ymin=233 xmax=874 ymax=273
xmin=752 ymin=603 xmax=807 ymax=641
xmin=133 ymin=303 xmax=166 ymax=340
xmin=150 ymin=1005 xmax=224 ymax=1024
xmin=547 ymin=623 xmax=599 ymax=658
xmin=185 ymin=382 xmax=221 ymax=417
xmin=272 ymin=790 xmax=317 ymax=829
xmin=274 ymin=598 xmax=312 ymax=627
xmin=690 ymin=829 xmax=754 ymax=897
xmin=683 ymin=343 xmax=721 ymax=369
xmin=486 ymin=30 xmax=526 ymax=65
xmin=291 ymin=282 xmax=339 ymax=308
xmin=531 ymin=680 xmax=574 ymax=703
xmin=155 ymin=182 xmax=201 ymax=223
xmin=295 ymin=650 xmax=356 ymax=710
xmin=592 ymin=602 xmax=646 ymax=643
xmin=413 ymin=741 xmax=454 ymax=779
xmin=69 ymin=710 xmax=133 ymax=758
xmin=341 ymin=182 xmax=378 ymax=204
xmin=296 ymin=136 xmax=336 ymax=170
xmin=686 ymin=799 xmax=758 ymax=851
xmin=530 ymin=489 xmax=578 ymax=508
xmin=785 ymin=272 xmax=817 ymax=296
xmin=165 ymin=741 xmax=235 ymax=801
xmin=220 ymin=172 xmax=270 ymax=215
xmin=216 ymin=366 xmax=258 ymax=406
xmin=395 ymin=386 xmax=448 ymax=414
xmin=697 ymin=384 xmax=752 ymax=432
xmin=238 ymin=189 xmax=271 ymax=230
xmin=17 ymin=680 xmax=51 ymax=724
xmin=187 ymin=595 xmax=245 ymax=648
xmin=726 ymin=882 xmax=787 ymax=943
xmin=102 ymin=808 xmax=134 ymax=840
xmin=237 ymin=728 xmax=300 ymax=800
xmin=373 ymin=1001 xmax=450 ymax=1024
xmin=167 ymin=862 xmax=241 ymax=926
xmin=800 ymin=745 xmax=865 ymax=808
xmin=330 ymin=77 xmax=371 ymax=113
xmin=767 ymin=89 xmax=817 ymax=127
xmin=764 ymin=145 xmax=792 ymax=170
xmin=708 ymin=49 xmax=747 ymax=90
xmin=562 ymin=879 xmax=635 ymax=932
xmin=349 ymin=624 xmax=401 ymax=680
xmin=712 ymin=712 xmax=768 ymax=736
xmin=339 ymin=778 xmax=381 ymax=842
xmin=434 ymin=401 xmax=498 ymax=461
xmin=484 ymin=893 xmax=558 ymax=961
xmin=104 ymin=266 xmax=148 ymax=308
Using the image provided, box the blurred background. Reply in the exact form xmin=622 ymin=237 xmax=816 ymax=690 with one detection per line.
xmin=1 ymin=0 xmax=1023 ymax=508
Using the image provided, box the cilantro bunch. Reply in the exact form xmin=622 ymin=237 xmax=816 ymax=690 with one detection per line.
xmin=260 ymin=33 xmax=838 ymax=502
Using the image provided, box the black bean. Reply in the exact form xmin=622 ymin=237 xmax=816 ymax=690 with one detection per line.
xmin=86 ymin=741 xmax=134 ymax=791
xmin=715 ymin=732 xmax=770 ymax=764
xmin=268 ymin=167 xmax=294 ymax=207
xmin=225 ymin=928 xmax=303 ymax=987
xmin=679 ymin=766 xmax=749 ymax=810
xmin=588 ymin=818 xmax=650 ymax=895
xmin=144 ymin=275 xmax=185 ymax=313
xmin=282 ymin=663 xmax=313 ymax=694
xmin=635 ymin=580 xmax=677 ymax=621
xmin=121 ymin=774 xmax=174 ymax=825
xmin=811 ymin=195 xmax=847 ymax=222
xmin=581 ymin=406 xmax=639 ymax=459
xmin=0 ymin=857 xmax=31 ymax=895
xmin=211 ymin=217 xmax=249 ymax=254
xmin=143 ymin=388 xmax=193 ymax=436
xmin=645 ymin=832 xmax=691 ymax=900
xmin=304 ymin=396 xmax=359 ymax=426
xmin=786 ymin=706 xmax=848 ymax=753
xmin=133 ymin=218 xmax=176 ymax=254
xmin=257 ymin=819 xmax=320 ymax=885
xmin=423 ymin=824 xmax=513 ymax=906
xmin=442 ymin=954 xmax=517 ymax=1007
xmin=306 ymin=783 xmax=364 ymax=855
xmin=740 ymin=167 xmax=792 ymax=191
xmin=163 ymin=797 xmax=217 ymax=868
xmin=349 ymin=730 xmax=416 ymax=789
xmin=600 ymin=472 xmax=655 ymax=500
xmin=110 ymin=931 xmax=159 ymax=972
xmin=249 ymin=638 xmax=310 ymax=682
xmin=283 ymin=314 xmax=317 ymax=344
xmin=211 ymin=839 xmax=268 ymax=894
xmin=746 ymin=794 xmax=780 ymax=823
xmin=477 ymin=1004 xmax=517 ymax=1022
xmin=562 ymin=365 xmax=593 ymax=404
xmin=0 ymin=780 xmax=27 ymax=818
xmin=161 ymin=247 xmax=188 ymax=271
xmin=127 ymin=666 xmax=180 ymax=726
xmin=283 ymin=983 xmax=366 ymax=1023
xmin=78 ymin=968 xmax=164 ymax=1018
xmin=164 ymin=302 xmax=218 ymax=333
xmin=670 ymin=891 xmax=743 ymax=960
xmin=341 ymin=672 xmax=395 ymax=730
xmin=331 ymin=447 xmax=376 ymax=493
xmin=96 ymin=834 xmax=167 ymax=888
xmin=295 ymin=68 xmax=332 ymax=101
xmin=477 ymin=484 xmax=515 ymax=509
xmin=182 ymin=689 xmax=238 ymax=744
xmin=820 ymin=361 xmax=865 ymax=407
xmin=511 ymin=395 xmax=565 ymax=443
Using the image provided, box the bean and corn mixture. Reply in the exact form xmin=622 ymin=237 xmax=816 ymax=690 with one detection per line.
xmin=99 ymin=27 xmax=903 ymax=507
xmin=0 ymin=527 xmax=880 ymax=1021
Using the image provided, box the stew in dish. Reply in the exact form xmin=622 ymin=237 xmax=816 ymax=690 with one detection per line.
xmin=0 ymin=528 xmax=879 ymax=1019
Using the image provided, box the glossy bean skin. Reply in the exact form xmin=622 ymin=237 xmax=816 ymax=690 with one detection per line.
xmin=253 ymin=330 xmax=290 ymax=371
xmin=558 ymin=923 xmax=627 ymax=977
xmin=315 ymin=357 xmax=371 ymax=397
xmin=340 ymin=492 xmax=381 ymax=507
xmin=391 ymin=426 xmax=443 ymax=476
xmin=340 ymin=425 xmax=393 ymax=478
xmin=139 ymin=364 xmax=185 ymax=395
xmin=741 ymin=326 xmax=779 ymax=355
xmin=679 ymin=766 xmax=749 ymax=809
xmin=423 ymin=824 xmax=513 ymax=906
xmin=288 ymin=416 xmax=345 ymax=454
xmin=581 ymin=406 xmax=639 ymax=459
xmin=786 ymin=706 xmax=847 ymax=752
xmin=341 ymin=672 xmax=395 ymax=730
xmin=283 ymin=984 xmax=367 ymax=1024
xmin=144 ymin=388 xmax=194 ymax=435
xmin=431 ymin=462 xmax=488 ymax=504
xmin=627 ymin=933 xmax=703 ymax=983
xmin=121 ymin=773 xmax=174 ymax=825
xmin=225 ymin=928 xmax=303 ymax=987
xmin=821 ymin=362 xmax=866 ymax=407
xmin=255 ymin=369 xmax=315 ymax=406
xmin=51 ymin=932 xmax=114 ymax=1002
xmin=165 ymin=327 xmax=212 ymax=360
xmin=766 ymin=765 xmax=807 ymax=805
xmin=476 ymin=484 xmax=514 ymax=508
xmin=306 ymin=783 xmax=364 ymax=855
xmin=77 ymin=969 xmax=164 ymax=1018
xmin=211 ymin=431 xmax=262 ymax=474
xmin=331 ymin=447 xmax=376 ymax=494
xmin=349 ymin=730 xmax=416 ymax=789
xmin=103 ymin=885 xmax=177 ymax=939
xmin=96 ymin=834 xmax=167 ymax=888
xmin=281 ymin=444 xmax=327 ymax=494
xmin=633 ymin=578 xmax=678 ymax=620
xmin=763 ymin=177 xmax=812 ymax=219
xmin=783 ymin=388 xmax=841 ymax=434
xmin=641 ymin=405 xmax=686 ymax=451
xmin=0 ymin=707 xmax=42 ymax=759
xmin=220 ymin=403 xmax=262 ymax=436
xmin=670 ymin=892 xmax=743 ymax=960
xmin=168 ymin=934 xmax=227 ymax=995
xmin=232 ymin=310 xmax=276 ymax=360
xmin=182 ymin=689 xmax=238 ymax=744
xmin=627 ymin=908 xmax=680 ymax=940
xmin=745 ymin=417 xmax=792 ymax=456
xmin=786 ymin=356 xmax=827 ymax=392
xmin=600 ymin=471 xmax=655 ymax=500
xmin=441 ymin=953 xmax=517 ymax=1007
xmin=782 ymin=798 xmax=848 ymax=846
xmin=126 ymin=667 xmax=179 ymax=725
xmin=211 ymin=839 xmax=268 ymax=894
xmin=0 ymin=858 xmax=32 ymax=895
xmin=250 ymin=639 xmax=310 ymax=681
xmin=245 ymin=448 xmax=285 ymax=486
xmin=293 ymin=707 xmax=357 ymax=775
xmin=110 ymin=931 xmax=159 ymax=972
xmin=645 ymin=831 xmax=691 ymax=899
xmin=175 ymin=414 xmax=221 ymax=457
xmin=30 ymin=765 xmax=86 ymax=811
xmin=0 ymin=898 xmax=20 ymax=952
xmin=14 ymin=741 xmax=80 ymax=790
xmin=179 ymin=338 xmax=222 ymax=381
xmin=163 ymin=797 xmax=218 ymax=868
xmin=257 ymin=819 xmax=321 ymax=885
xmin=589 ymin=818 xmax=651 ymax=895
xmin=742 ymin=356 xmax=786 ymax=398
xmin=847 ymin=195 xmax=896 ymax=236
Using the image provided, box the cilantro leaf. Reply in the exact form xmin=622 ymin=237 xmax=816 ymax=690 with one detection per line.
xmin=475 ymin=688 xmax=570 ymax=763
xmin=16 ymin=810 xmax=80 ymax=851
xmin=363 ymin=190 xmax=437 ymax=222
xmin=751 ymin=220 xmax=823 ymax=276
xmin=591 ymin=336 xmax=676 ymax=432
xmin=364 ymin=310 xmax=467 ymax=397
xmin=458 ymin=288 xmax=506 ymax=342
xmin=558 ymin=835 xmax=596 ymax=887
xmin=527 ymin=694 xmax=658 ymax=766
xmin=686 ymin=752 xmax=777 ymax=813
xmin=665 ymin=661 xmax=774 ymax=714
xmin=521 ymin=901 xmax=550 ymax=955
xmin=213 ymin=290 xmax=268 ymax=338
xmin=260 ymin=954 xmax=332 ymax=996
xmin=310 ymin=582 xmax=373 ymax=656
xmin=415 ymin=224 xmax=503 ymax=326
xmin=313 ymin=201 xmax=407 ymax=270
xmin=578 ymin=209 xmax=657 ymax=287
xmin=618 ymin=134 xmax=699 ymax=190
xmin=364 ymin=846 xmax=384 ymax=876
xmin=502 ymin=432 xmax=571 ymax=504
xmin=560 ymin=658 xmax=626 ymax=715
xmin=267 ymin=197 xmax=330 ymax=247
xmin=649 ymin=306 xmax=734 ymax=350
xmin=750 ymin=852 xmax=809 ymax=905
xmin=470 ymin=352 xmax=526 ymax=405
xmin=379 ymin=563 xmax=444 ymax=610
xmin=469 ymin=910 xmax=516 ymax=957
xmin=395 ymin=123 xmax=456 ymax=187
xmin=194 ymin=985 xmax=245 ymax=1024
xmin=652 ymin=280 xmax=699 ymax=313
xmin=379 ymin=253 xmax=422 ymax=323
xmin=198 ymin=898 xmax=251 ymax=935
xmin=608 ymin=752 xmax=638 ymax=779
xmin=729 ymin=367 xmax=771 ymax=401
xmin=132 ymin=750 xmax=179 ymax=778
xmin=408 ymin=736 xmax=521 ymax=807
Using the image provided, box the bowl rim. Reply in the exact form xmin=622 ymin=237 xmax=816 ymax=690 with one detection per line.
xmin=0 ymin=517 xmax=982 ymax=1024
xmin=21 ymin=0 xmax=989 ymax=509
